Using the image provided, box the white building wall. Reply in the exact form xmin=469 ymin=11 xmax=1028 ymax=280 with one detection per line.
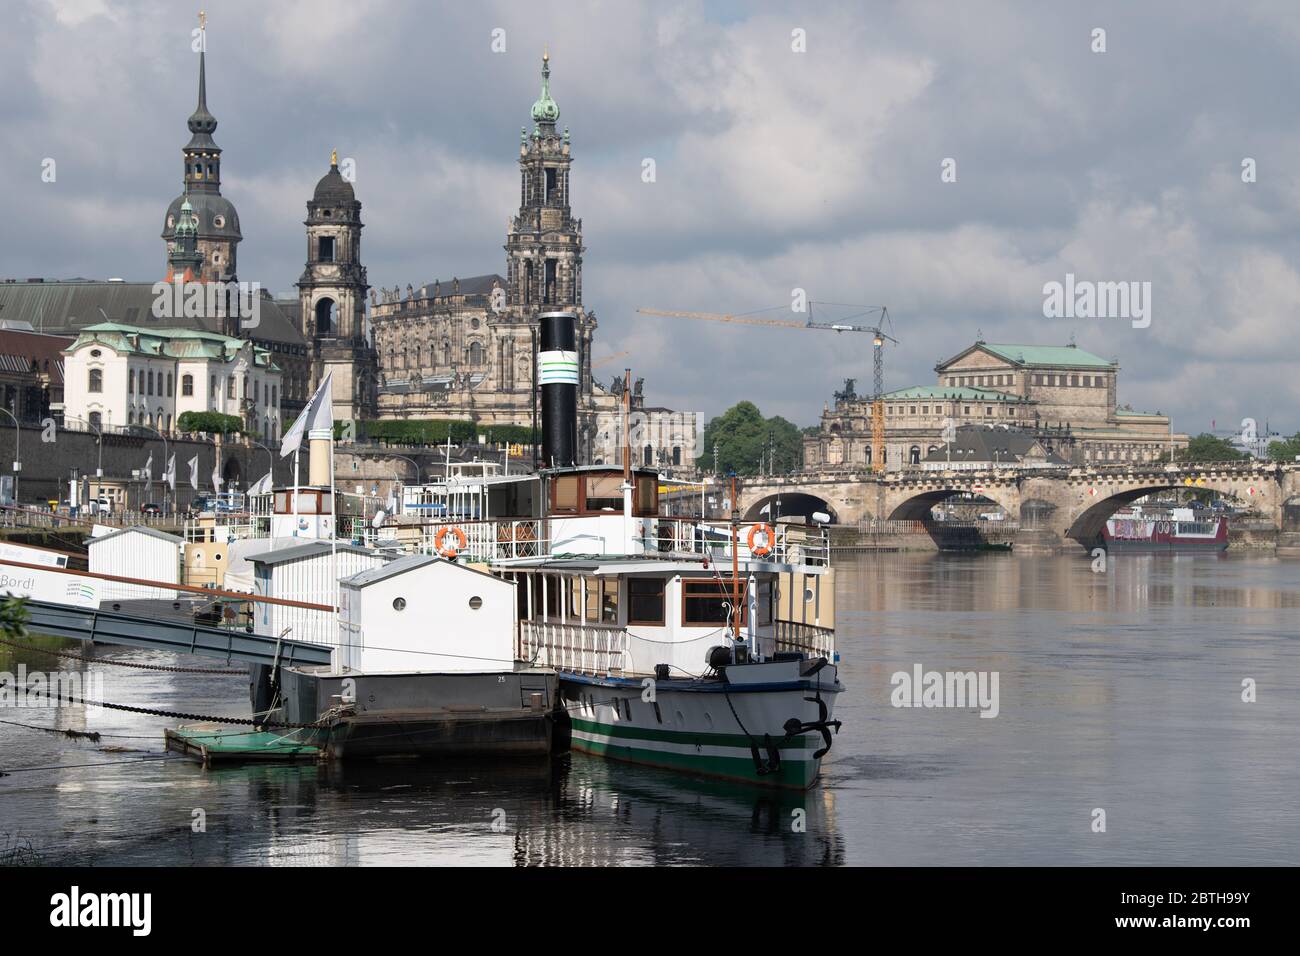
xmin=252 ymin=549 xmax=387 ymax=650
xmin=339 ymin=562 xmax=516 ymax=674
xmin=87 ymin=530 xmax=181 ymax=601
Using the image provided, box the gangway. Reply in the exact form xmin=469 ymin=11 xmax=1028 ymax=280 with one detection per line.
xmin=2 ymin=558 xmax=334 ymax=669
xmin=23 ymin=599 xmax=331 ymax=668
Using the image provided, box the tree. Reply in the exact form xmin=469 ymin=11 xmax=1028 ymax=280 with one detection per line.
xmin=702 ymin=401 xmax=806 ymax=475
xmin=177 ymin=411 xmax=243 ymax=436
xmin=1268 ymin=433 xmax=1300 ymax=462
xmin=1178 ymin=432 xmax=1250 ymax=462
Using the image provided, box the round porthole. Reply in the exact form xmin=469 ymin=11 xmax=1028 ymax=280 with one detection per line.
xmin=214 ymin=215 xmax=226 ymax=228
xmin=166 ymin=215 xmax=175 ymax=228
xmin=392 ymin=597 xmax=407 ymax=611
xmin=90 ymin=349 xmax=101 ymax=358
xmin=214 ymin=553 xmax=222 ymax=561
xmin=468 ymin=596 xmax=483 ymax=610
xmin=804 ymin=588 xmax=815 ymax=602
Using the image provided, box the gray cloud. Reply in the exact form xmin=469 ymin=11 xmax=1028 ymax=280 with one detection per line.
xmin=4 ymin=0 xmax=1299 ymax=435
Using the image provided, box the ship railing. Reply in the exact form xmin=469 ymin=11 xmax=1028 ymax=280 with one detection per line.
xmin=416 ymin=519 xmax=547 ymax=562
xmin=518 ymin=620 xmax=628 ymax=676
xmin=772 ymin=620 xmax=836 ymax=659
xmin=643 ymin=519 xmax=830 ymax=567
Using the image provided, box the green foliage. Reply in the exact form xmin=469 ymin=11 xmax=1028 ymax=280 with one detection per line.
xmin=1268 ymin=433 xmax=1300 ymax=462
xmin=1181 ymin=433 xmax=1251 ymax=461
xmin=334 ymin=419 xmax=540 ymax=447
xmin=0 ymin=597 xmax=28 ymax=640
xmin=177 ymin=411 xmax=243 ymax=436
xmin=701 ymin=401 xmax=805 ymax=475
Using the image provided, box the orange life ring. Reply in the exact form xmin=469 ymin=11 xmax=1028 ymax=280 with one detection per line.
xmin=435 ymin=525 xmax=468 ymax=558
xmin=747 ymin=522 xmax=774 ymax=557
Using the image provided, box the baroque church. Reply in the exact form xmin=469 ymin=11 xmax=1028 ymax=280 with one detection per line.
xmin=159 ymin=34 xmax=692 ymax=467
xmin=0 ymin=21 xmax=695 ymax=470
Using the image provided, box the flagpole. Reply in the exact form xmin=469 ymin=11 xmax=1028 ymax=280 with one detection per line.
xmin=292 ymin=448 xmax=300 ymax=536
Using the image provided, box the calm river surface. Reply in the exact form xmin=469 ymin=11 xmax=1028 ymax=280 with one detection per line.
xmin=2 ymin=551 xmax=1298 ymax=866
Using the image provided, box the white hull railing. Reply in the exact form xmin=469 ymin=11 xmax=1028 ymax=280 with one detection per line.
xmin=771 ymin=620 xmax=836 ymax=659
xmin=518 ymin=620 xmax=628 ymax=676
xmin=417 ymin=519 xmax=546 ymax=562
xmin=641 ymin=519 xmax=830 ymax=567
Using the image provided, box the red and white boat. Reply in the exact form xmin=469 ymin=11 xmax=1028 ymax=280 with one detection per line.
xmin=1103 ymin=510 xmax=1228 ymax=552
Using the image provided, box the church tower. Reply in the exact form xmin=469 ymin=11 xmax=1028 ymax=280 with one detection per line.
xmin=504 ymin=52 xmax=596 ymax=396
xmin=161 ymin=13 xmax=241 ymax=301
xmin=165 ymin=195 xmax=203 ymax=283
xmin=296 ymin=151 xmax=377 ymax=422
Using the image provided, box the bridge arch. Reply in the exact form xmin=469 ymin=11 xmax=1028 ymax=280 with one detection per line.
xmin=1066 ymin=482 xmax=1258 ymax=548
xmin=886 ymin=486 xmax=1020 ymax=522
xmin=742 ymin=492 xmax=838 ymax=524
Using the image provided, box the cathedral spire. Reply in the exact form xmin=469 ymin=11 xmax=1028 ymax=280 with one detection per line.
xmin=187 ymin=12 xmax=218 ymax=147
xmin=531 ymin=50 xmax=560 ymax=129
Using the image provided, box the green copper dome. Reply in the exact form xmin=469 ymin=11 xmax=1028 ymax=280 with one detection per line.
xmin=175 ymin=197 xmax=198 ymax=237
xmin=530 ymin=52 xmax=560 ymax=124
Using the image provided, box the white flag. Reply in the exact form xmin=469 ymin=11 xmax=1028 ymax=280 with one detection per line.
xmin=143 ymin=453 xmax=153 ymax=495
xmin=281 ymin=372 xmax=334 ymax=458
xmin=249 ymin=470 xmax=273 ymax=496
xmin=163 ymin=454 xmax=176 ymax=492
xmin=188 ymin=455 xmax=200 ymax=491
xmin=212 ymin=464 xmax=223 ymax=493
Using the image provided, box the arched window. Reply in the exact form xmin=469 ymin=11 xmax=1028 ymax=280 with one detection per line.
xmin=909 ymin=446 xmax=921 ymax=465
xmin=129 ymin=370 xmax=135 ymax=394
xmin=147 ymin=370 xmax=154 ymax=396
xmin=89 ymin=411 xmax=101 ymax=429
xmin=88 ymin=369 xmax=103 ymax=393
xmin=468 ymin=341 xmax=484 ymax=365
xmin=167 ymin=373 xmax=173 ymax=397
xmin=643 ymin=445 xmax=653 ymax=466
xmin=271 ymin=385 xmax=277 ymax=407
xmin=182 ymin=374 xmax=193 ymax=396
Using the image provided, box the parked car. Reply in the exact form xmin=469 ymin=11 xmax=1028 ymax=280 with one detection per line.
xmin=141 ymin=502 xmax=162 ymax=516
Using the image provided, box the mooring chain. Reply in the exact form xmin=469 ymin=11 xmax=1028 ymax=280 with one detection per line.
xmin=0 ymin=636 xmax=246 ymax=675
xmin=0 ymin=678 xmax=323 ymax=730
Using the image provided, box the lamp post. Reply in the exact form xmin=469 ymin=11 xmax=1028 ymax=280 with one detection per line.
xmin=63 ymin=416 xmax=104 ymax=514
xmin=389 ymin=454 xmax=424 ymax=511
xmin=246 ymin=437 xmax=274 ymax=491
xmin=130 ymin=422 xmax=170 ymax=516
xmin=0 ymin=408 xmax=19 ymax=508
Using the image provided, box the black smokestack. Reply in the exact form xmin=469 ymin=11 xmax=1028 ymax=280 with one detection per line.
xmin=539 ymin=310 xmax=579 ymax=467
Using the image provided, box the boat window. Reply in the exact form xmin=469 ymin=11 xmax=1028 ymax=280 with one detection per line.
xmin=571 ymin=575 xmax=618 ymax=624
xmin=628 ymin=577 xmax=665 ymax=625
xmin=553 ymin=475 xmax=579 ymax=513
xmin=635 ymin=475 xmax=658 ymax=515
xmin=585 ymin=474 xmax=623 ymax=511
xmin=683 ymin=579 xmax=746 ymax=627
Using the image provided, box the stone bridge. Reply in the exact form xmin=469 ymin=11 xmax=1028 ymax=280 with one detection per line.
xmin=737 ymin=462 xmax=1300 ymax=553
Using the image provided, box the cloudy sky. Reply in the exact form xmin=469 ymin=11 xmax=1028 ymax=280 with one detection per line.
xmin=5 ymin=0 xmax=1300 ymax=434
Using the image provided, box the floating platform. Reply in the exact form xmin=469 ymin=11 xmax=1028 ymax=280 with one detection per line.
xmin=165 ymin=724 xmax=324 ymax=765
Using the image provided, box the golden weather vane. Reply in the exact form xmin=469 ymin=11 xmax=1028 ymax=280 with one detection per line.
xmin=198 ymin=10 xmax=206 ymax=31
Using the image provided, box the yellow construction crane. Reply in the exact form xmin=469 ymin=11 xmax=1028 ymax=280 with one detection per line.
xmin=637 ymin=304 xmax=897 ymax=471
xmin=591 ymin=350 xmax=631 ymax=370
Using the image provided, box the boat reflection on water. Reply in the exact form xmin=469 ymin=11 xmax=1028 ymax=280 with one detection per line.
xmin=158 ymin=754 xmax=844 ymax=867
xmin=525 ymin=754 xmax=845 ymax=866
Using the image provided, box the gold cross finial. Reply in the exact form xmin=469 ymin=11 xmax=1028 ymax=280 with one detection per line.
xmin=543 ymin=46 xmax=549 ymax=62
xmin=198 ymin=10 xmax=206 ymax=30
xmin=331 ymin=148 xmax=338 ymax=166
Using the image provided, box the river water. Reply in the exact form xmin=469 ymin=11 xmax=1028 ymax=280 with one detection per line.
xmin=1 ymin=551 xmax=1297 ymax=866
